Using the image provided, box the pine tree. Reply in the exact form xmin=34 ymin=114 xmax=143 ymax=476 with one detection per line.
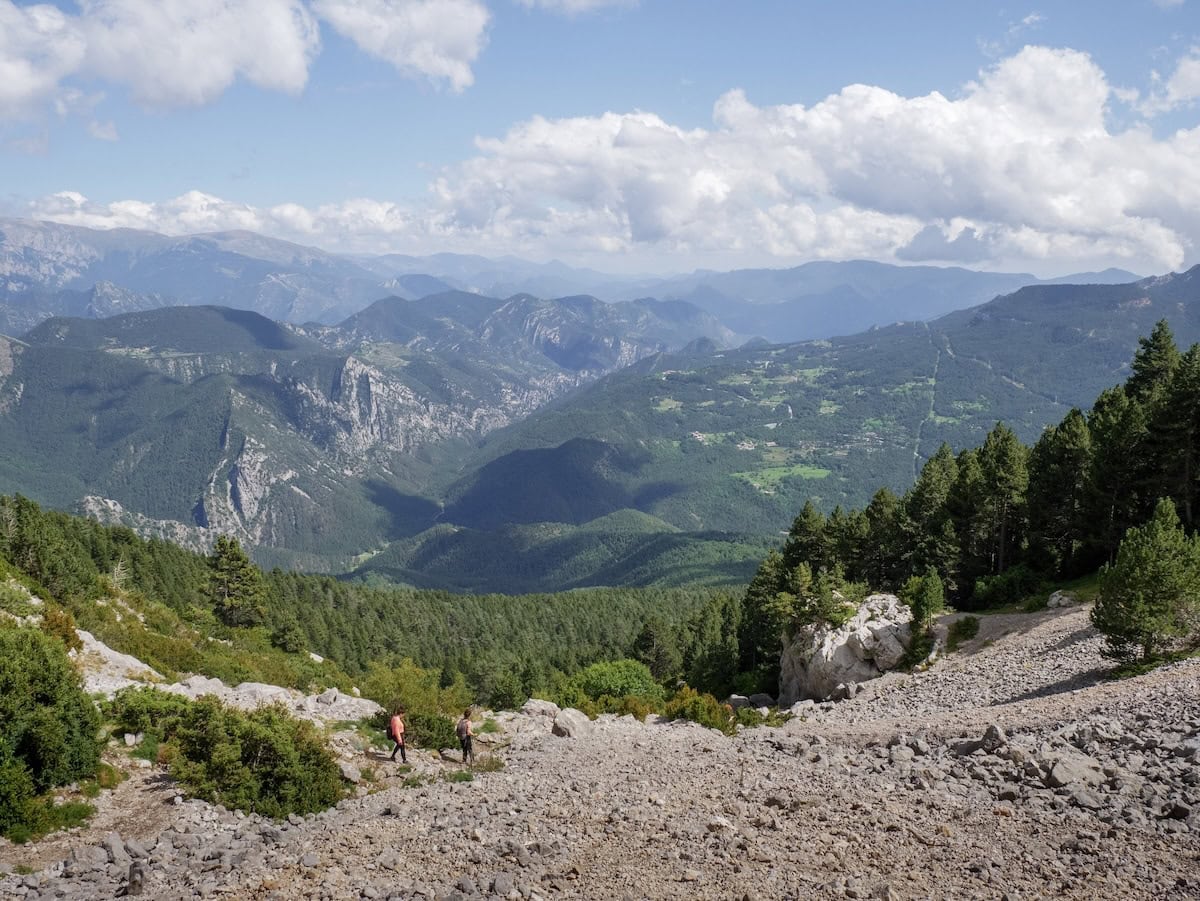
xmin=860 ymin=487 xmax=904 ymax=590
xmin=977 ymin=423 xmax=1029 ymax=575
xmin=1085 ymin=387 xmax=1149 ymax=564
xmin=780 ymin=500 xmax=831 ymax=574
xmin=903 ymin=443 xmax=959 ymax=582
xmin=1026 ymin=409 xmax=1092 ymax=576
xmin=208 ymin=535 xmax=268 ymax=628
xmin=1148 ymin=344 xmax=1200 ymax=528
xmin=1092 ymin=499 xmax=1200 ymax=663
xmin=901 ymin=568 xmax=945 ymax=633
xmin=631 ymin=617 xmax=683 ymax=682
xmin=1126 ymin=319 xmax=1180 ymax=403
xmin=948 ymin=448 xmax=989 ymax=589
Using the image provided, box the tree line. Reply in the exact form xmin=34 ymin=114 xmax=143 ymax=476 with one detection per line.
xmin=738 ymin=321 xmax=1200 ymax=687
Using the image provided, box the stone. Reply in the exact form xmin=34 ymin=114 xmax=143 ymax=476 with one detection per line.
xmin=551 ymin=708 xmax=592 ymax=739
xmin=520 ymin=698 xmax=561 ymax=719
xmin=778 ymin=594 xmax=914 ymax=704
xmin=123 ymin=732 xmax=143 ymax=747
xmin=492 ymin=873 xmax=515 ymax=896
xmin=747 ymin=693 xmax=775 ymax=708
xmin=339 ymin=761 xmax=362 ymax=784
xmin=316 ymin=687 xmax=340 ymax=705
xmin=724 ymin=695 xmax=751 ymax=709
xmin=1047 ymin=590 xmax=1077 ymax=608
xmin=300 ymin=852 xmax=320 ymax=868
xmin=1042 ymin=751 xmax=1105 ymax=789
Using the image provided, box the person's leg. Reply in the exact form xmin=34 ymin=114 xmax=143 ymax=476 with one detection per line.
xmin=399 ymin=739 xmax=406 ymax=763
xmin=390 ymin=741 xmax=401 ymax=761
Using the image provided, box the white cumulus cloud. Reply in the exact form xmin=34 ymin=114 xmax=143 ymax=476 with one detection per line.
xmin=516 ymin=0 xmax=636 ymax=14
xmin=0 ymin=0 xmax=490 ymax=120
xmin=79 ymin=0 xmax=321 ymax=107
xmin=0 ymin=2 xmax=86 ymax=117
xmin=25 ymin=46 xmax=1200 ymax=275
xmin=313 ymin=0 xmax=489 ymax=92
xmin=1141 ymin=46 xmax=1200 ymax=115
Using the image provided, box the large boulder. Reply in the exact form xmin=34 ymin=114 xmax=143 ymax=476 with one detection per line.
xmin=551 ymin=707 xmax=592 ymax=738
xmin=778 ymin=594 xmax=914 ymax=705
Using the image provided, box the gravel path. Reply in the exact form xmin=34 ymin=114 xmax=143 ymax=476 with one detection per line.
xmin=3 ymin=606 xmax=1199 ymax=900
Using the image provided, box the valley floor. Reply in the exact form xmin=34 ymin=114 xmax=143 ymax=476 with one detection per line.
xmin=3 ymin=606 xmax=1200 ymax=900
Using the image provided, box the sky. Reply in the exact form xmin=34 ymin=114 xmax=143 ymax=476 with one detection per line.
xmin=2 ymin=0 xmax=1200 ymax=278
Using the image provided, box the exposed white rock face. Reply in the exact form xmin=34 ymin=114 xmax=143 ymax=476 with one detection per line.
xmin=778 ymin=594 xmax=914 ymax=705
xmin=1047 ymin=590 xmax=1078 ymax=608
xmin=74 ymin=629 xmax=165 ymax=696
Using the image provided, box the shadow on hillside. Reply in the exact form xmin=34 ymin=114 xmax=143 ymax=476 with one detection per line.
xmin=939 ymin=608 xmax=1065 ymax=659
xmin=992 ymin=666 xmax=1107 ymax=706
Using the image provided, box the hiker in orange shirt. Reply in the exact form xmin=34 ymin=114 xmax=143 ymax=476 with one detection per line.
xmin=388 ymin=708 xmax=406 ymax=763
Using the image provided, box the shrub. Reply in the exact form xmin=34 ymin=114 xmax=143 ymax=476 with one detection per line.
xmin=404 ymin=712 xmax=458 ymax=751
xmin=0 ymin=581 xmax=36 ymax=617
xmin=664 ymin=687 xmax=735 ymax=735
xmin=104 ymin=686 xmax=192 ymax=738
xmin=972 ymin=564 xmax=1041 ymax=608
xmin=901 ymin=569 xmax=945 ymax=633
xmin=0 ymin=749 xmax=35 ymax=836
xmin=169 ymin=697 xmax=344 ymax=819
xmin=570 ymin=659 xmax=664 ymax=704
xmin=0 ymin=625 xmax=102 ymax=797
xmin=947 ymin=615 xmax=980 ymax=652
xmin=103 ymin=688 xmax=344 ymax=819
xmin=38 ymin=605 xmax=82 ymax=653
xmin=486 ymin=670 xmax=527 ymax=712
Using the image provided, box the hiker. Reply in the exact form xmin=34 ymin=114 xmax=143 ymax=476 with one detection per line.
xmin=388 ymin=708 xmax=406 ymax=763
xmin=456 ymin=708 xmax=474 ymax=764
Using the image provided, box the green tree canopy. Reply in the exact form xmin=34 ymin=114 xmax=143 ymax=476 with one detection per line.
xmin=208 ymin=535 xmax=267 ymax=628
xmin=1092 ymin=498 xmax=1200 ymax=663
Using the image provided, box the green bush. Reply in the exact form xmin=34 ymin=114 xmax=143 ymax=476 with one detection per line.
xmin=972 ymin=564 xmax=1041 ymax=608
xmin=1093 ymin=499 xmax=1200 ymax=663
xmin=105 ymin=686 xmax=193 ymax=737
xmin=404 ymin=711 xmax=458 ymax=750
xmin=664 ymin=687 xmax=735 ymax=735
xmin=0 ymin=625 xmax=102 ymax=795
xmin=0 ymin=749 xmax=35 ymax=835
xmin=947 ymin=615 xmax=981 ymax=651
xmin=38 ymin=605 xmax=82 ymax=653
xmin=169 ymin=697 xmax=344 ymax=819
xmin=570 ymin=659 xmax=664 ymax=704
xmin=0 ymin=581 xmax=36 ymax=617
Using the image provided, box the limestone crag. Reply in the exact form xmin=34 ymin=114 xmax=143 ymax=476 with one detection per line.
xmin=779 ymin=593 xmax=914 ymax=705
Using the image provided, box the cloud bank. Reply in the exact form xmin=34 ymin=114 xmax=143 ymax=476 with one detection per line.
xmin=0 ymin=0 xmax=489 ymax=117
xmin=24 ymin=46 xmax=1200 ymax=275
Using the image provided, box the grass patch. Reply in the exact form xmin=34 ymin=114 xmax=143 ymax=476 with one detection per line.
xmin=946 ymin=615 xmax=981 ymax=652
xmin=1107 ymin=647 xmax=1200 ymax=680
xmin=402 ymin=775 xmax=427 ymax=788
xmin=471 ymin=755 xmax=504 ymax=773
xmin=445 ymin=770 xmax=474 ymax=783
xmin=478 ymin=718 xmax=500 ymax=734
xmin=6 ymin=799 xmax=95 ymax=844
xmin=131 ymin=733 xmax=160 ymax=763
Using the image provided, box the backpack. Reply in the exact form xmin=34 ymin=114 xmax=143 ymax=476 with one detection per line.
xmin=386 ymin=718 xmax=396 ymax=741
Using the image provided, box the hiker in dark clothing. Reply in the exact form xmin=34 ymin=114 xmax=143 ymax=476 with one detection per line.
xmin=388 ymin=708 xmax=406 ymax=763
xmin=456 ymin=709 xmax=474 ymax=764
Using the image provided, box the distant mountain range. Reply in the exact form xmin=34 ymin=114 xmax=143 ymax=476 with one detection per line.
xmin=1 ymin=218 xmax=1140 ymax=342
xmin=1 ymin=259 xmax=1196 ymax=591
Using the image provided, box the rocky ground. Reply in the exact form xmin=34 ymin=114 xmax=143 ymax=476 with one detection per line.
xmin=3 ymin=605 xmax=1200 ymax=900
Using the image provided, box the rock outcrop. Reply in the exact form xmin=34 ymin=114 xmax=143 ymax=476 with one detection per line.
xmin=778 ymin=593 xmax=914 ymax=704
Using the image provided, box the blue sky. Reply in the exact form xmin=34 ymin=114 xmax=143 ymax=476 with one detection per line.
xmin=2 ymin=0 xmax=1199 ymax=276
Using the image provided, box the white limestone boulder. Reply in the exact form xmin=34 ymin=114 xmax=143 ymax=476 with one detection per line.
xmin=778 ymin=594 xmax=914 ymax=705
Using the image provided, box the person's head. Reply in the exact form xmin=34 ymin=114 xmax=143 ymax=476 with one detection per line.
xmin=463 ymin=708 xmax=471 ymax=719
